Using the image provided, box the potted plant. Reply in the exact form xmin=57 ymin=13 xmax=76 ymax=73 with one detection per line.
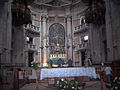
xmin=112 ymin=77 xmax=120 ymax=90
xmin=57 ymin=78 xmax=83 ymax=90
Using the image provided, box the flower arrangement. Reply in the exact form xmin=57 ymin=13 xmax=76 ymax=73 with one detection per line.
xmin=57 ymin=78 xmax=83 ymax=90
xmin=31 ymin=62 xmax=39 ymax=70
xmin=112 ymin=77 xmax=120 ymax=90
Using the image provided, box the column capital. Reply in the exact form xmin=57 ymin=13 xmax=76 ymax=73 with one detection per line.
xmin=65 ymin=15 xmax=72 ymax=22
xmin=41 ymin=16 xmax=48 ymax=22
xmin=65 ymin=15 xmax=72 ymax=18
xmin=41 ymin=13 xmax=48 ymax=19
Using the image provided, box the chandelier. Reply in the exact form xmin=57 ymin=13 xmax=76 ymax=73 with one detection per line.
xmin=12 ymin=0 xmax=34 ymax=26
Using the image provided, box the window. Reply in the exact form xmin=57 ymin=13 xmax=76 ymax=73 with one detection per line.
xmin=84 ymin=35 xmax=88 ymax=41
xmin=49 ymin=23 xmax=65 ymax=61
xmin=80 ymin=16 xmax=85 ymax=25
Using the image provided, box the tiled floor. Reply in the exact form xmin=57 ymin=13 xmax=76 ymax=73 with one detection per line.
xmin=84 ymin=81 xmax=109 ymax=90
xmin=20 ymin=83 xmax=53 ymax=90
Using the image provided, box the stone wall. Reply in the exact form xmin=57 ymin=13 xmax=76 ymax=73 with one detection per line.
xmin=105 ymin=0 xmax=120 ymax=62
xmin=0 ymin=1 xmax=12 ymax=66
xmin=11 ymin=26 xmax=25 ymax=66
xmin=90 ymin=24 xmax=106 ymax=64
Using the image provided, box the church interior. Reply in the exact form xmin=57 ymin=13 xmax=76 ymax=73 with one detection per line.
xmin=0 ymin=0 xmax=120 ymax=90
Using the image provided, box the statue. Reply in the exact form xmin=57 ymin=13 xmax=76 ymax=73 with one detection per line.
xmin=57 ymin=58 xmax=63 ymax=67
xmin=67 ymin=59 xmax=73 ymax=67
xmin=48 ymin=59 xmax=53 ymax=68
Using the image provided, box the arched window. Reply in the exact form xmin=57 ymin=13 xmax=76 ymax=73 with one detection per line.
xmin=80 ymin=16 xmax=85 ymax=25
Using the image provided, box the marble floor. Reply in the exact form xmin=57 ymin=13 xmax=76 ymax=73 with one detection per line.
xmin=20 ymin=80 xmax=109 ymax=90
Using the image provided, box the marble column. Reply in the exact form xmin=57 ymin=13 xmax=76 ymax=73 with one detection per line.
xmin=67 ymin=16 xmax=72 ymax=60
xmin=46 ymin=17 xmax=49 ymax=63
xmin=40 ymin=16 xmax=43 ymax=65
xmin=70 ymin=16 xmax=74 ymax=64
xmin=64 ymin=17 xmax=68 ymax=62
xmin=66 ymin=16 xmax=73 ymax=63
xmin=79 ymin=51 xmax=82 ymax=66
xmin=42 ymin=16 xmax=47 ymax=66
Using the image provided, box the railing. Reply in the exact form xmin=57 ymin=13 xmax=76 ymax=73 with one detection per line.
xmin=26 ymin=24 xmax=40 ymax=32
xmin=26 ymin=43 xmax=37 ymax=51
xmin=74 ymin=23 xmax=89 ymax=33
xmin=78 ymin=43 xmax=88 ymax=49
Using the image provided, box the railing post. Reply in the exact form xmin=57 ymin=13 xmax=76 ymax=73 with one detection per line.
xmin=12 ymin=67 xmax=20 ymax=90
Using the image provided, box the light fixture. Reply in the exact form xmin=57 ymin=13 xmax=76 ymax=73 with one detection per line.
xmin=26 ymin=37 xmax=29 ymax=41
xmin=84 ymin=35 xmax=88 ymax=41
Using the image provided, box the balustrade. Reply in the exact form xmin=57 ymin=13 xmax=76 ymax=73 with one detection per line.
xmin=74 ymin=23 xmax=89 ymax=33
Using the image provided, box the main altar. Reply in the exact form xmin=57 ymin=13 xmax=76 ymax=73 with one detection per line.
xmin=40 ymin=67 xmax=96 ymax=80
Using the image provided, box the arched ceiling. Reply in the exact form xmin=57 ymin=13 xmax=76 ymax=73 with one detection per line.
xmin=34 ymin=0 xmax=81 ymax=7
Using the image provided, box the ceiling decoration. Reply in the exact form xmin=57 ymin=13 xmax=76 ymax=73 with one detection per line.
xmin=45 ymin=0 xmax=67 ymax=6
xmin=34 ymin=0 xmax=81 ymax=7
xmin=83 ymin=0 xmax=105 ymax=25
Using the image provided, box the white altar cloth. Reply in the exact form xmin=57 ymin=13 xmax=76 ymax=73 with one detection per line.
xmin=40 ymin=67 xmax=96 ymax=80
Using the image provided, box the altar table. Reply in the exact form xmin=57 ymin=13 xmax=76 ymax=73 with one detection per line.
xmin=40 ymin=67 xmax=96 ymax=80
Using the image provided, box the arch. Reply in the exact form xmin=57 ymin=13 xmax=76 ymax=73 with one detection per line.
xmin=49 ymin=23 xmax=65 ymax=47
xmin=80 ymin=16 xmax=85 ymax=25
xmin=49 ymin=23 xmax=65 ymax=63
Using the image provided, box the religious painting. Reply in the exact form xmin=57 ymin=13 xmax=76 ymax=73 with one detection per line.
xmin=49 ymin=23 xmax=65 ymax=63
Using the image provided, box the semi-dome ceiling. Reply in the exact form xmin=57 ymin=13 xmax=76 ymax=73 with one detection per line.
xmin=34 ymin=0 xmax=81 ymax=7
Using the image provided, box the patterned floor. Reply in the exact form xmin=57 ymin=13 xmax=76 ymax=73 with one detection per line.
xmin=20 ymin=80 xmax=109 ymax=90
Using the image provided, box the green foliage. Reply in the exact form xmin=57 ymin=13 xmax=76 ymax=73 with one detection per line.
xmin=112 ymin=77 xmax=120 ymax=90
xmin=31 ymin=62 xmax=39 ymax=70
xmin=57 ymin=78 xmax=83 ymax=90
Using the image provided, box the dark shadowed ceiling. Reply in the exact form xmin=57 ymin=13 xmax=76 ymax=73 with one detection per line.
xmin=34 ymin=0 xmax=81 ymax=7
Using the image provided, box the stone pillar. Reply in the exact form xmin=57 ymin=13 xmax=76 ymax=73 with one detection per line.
xmin=66 ymin=16 xmax=74 ymax=63
xmin=64 ymin=17 xmax=68 ymax=62
xmin=105 ymin=0 xmax=120 ymax=62
xmin=42 ymin=16 xmax=47 ymax=66
xmin=67 ymin=16 xmax=72 ymax=60
xmin=12 ymin=26 xmax=25 ymax=66
xmin=13 ymin=67 xmax=19 ymax=90
xmin=46 ymin=18 xmax=49 ymax=63
xmin=0 ymin=1 xmax=12 ymax=66
xmin=70 ymin=16 xmax=74 ymax=64
xmin=40 ymin=16 xmax=43 ymax=65
xmin=79 ymin=51 xmax=82 ymax=66
xmin=24 ymin=33 xmax=28 ymax=67
xmin=89 ymin=24 xmax=105 ymax=64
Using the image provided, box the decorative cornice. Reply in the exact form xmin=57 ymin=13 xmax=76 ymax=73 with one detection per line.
xmin=31 ymin=0 xmax=82 ymax=10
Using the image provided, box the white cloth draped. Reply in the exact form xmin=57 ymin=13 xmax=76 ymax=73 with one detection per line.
xmin=40 ymin=67 xmax=96 ymax=80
